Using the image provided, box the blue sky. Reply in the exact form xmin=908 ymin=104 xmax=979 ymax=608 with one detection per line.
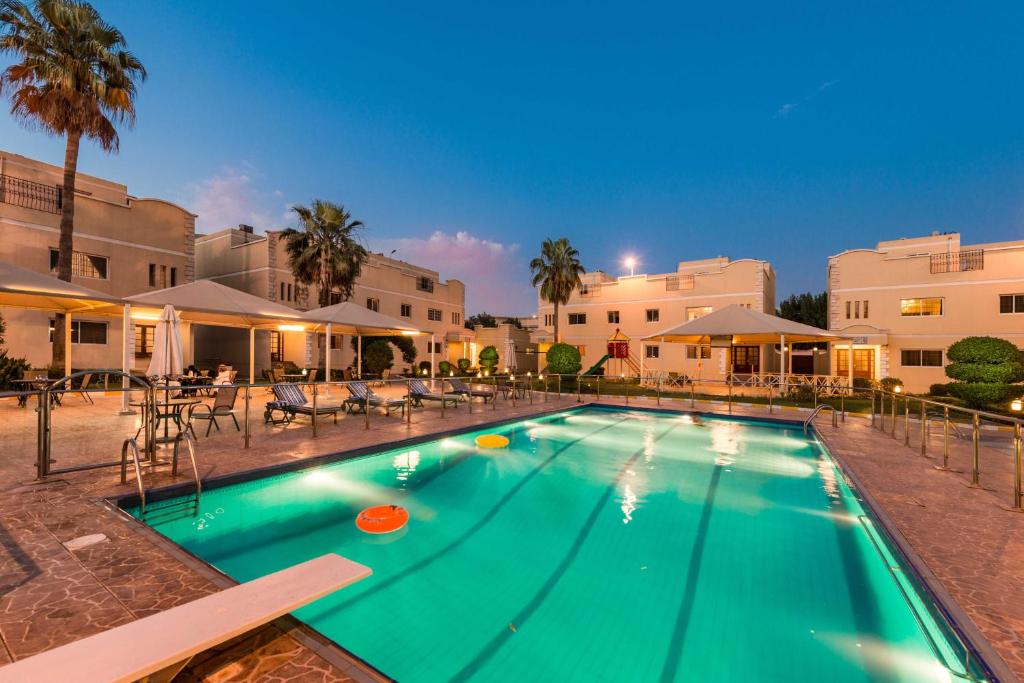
xmin=3 ymin=1 xmax=1023 ymax=314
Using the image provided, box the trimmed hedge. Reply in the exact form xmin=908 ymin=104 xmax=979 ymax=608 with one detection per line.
xmin=546 ymin=343 xmax=582 ymax=375
xmin=478 ymin=346 xmax=499 ymax=372
xmin=945 ymin=336 xmax=1024 ymax=408
xmin=928 ymin=383 xmax=950 ymax=397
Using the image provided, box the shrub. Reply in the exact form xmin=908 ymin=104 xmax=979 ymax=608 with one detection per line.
xmin=0 ymin=352 xmax=30 ymax=390
xmin=879 ymin=377 xmax=903 ymax=391
xmin=438 ymin=360 xmax=453 ymax=376
xmin=546 ymin=343 xmax=582 ymax=375
xmin=928 ymin=383 xmax=950 ymax=397
xmin=852 ymin=377 xmax=873 ymax=390
xmin=478 ymin=346 xmax=499 ymax=373
xmin=363 ymin=341 xmax=394 ymax=376
xmin=456 ymin=358 xmax=471 ymax=373
xmin=417 ymin=360 xmax=431 ymax=375
xmin=945 ymin=336 xmax=1024 ymax=408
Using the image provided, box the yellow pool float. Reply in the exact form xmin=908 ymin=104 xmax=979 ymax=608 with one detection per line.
xmin=475 ymin=434 xmax=510 ymax=449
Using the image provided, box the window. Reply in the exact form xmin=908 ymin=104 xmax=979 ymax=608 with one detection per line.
xmin=366 ymin=297 xmax=379 ymax=312
xmin=159 ymin=265 xmax=168 ymax=288
xmin=645 ymin=309 xmax=659 ymax=323
xmin=280 ymin=282 xmax=286 ymax=301
xmin=149 ymin=263 xmax=156 ymax=287
xmin=901 ymin=349 xmax=943 ymax=367
xmin=170 ymin=267 xmax=177 ymax=287
xmin=645 ymin=345 xmax=660 ymax=359
xmin=269 ymin=331 xmax=284 ymax=362
xmin=845 ymin=301 xmax=851 ymax=319
xmin=854 ymin=301 xmax=860 ymax=319
xmin=417 ymin=276 xmax=434 ymax=293
xmin=134 ymin=324 xmax=155 ymax=358
xmin=428 ymin=341 xmax=442 ymax=353
xmin=427 ymin=308 xmax=442 ymax=322
xmin=452 ymin=311 xmax=461 ymax=325
xmin=900 ymin=298 xmax=943 ymax=316
xmin=579 ymin=283 xmax=590 ymax=295
xmin=999 ymin=294 xmax=1024 ymax=314
xmin=544 ymin=314 xmax=554 ymax=326
xmin=687 ymin=306 xmax=712 ymax=320
xmin=863 ymin=300 xmax=869 ymax=318
xmin=329 ymin=291 xmax=342 ymax=305
xmin=49 ymin=249 xmax=108 ymax=280
xmin=607 ymin=310 xmax=620 ymax=324
xmin=568 ymin=313 xmax=587 ymax=325
xmin=287 ymin=283 xmax=292 ymax=301
xmin=847 ymin=300 xmax=869 ymax=319
xmin=50 ymin=319 xmax=107 ymax=345
xmin=401 ymin=303 xmax=412 ymax=318
xmin=686 ymin=345 xmax=711 ymax=359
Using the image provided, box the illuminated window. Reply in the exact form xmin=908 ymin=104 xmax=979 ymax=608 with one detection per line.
xmin=687 ymin=306 xmax=712 ymax=320
xmin=900 ymin=298 xmax=943 ymax=316
xmin=269 ymin=331 xmax=284 ymax=362
xmin=134 ymin=325 xmax=155 ymax=357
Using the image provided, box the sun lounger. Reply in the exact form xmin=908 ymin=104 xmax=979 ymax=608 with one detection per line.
xmin=344 ymin=381 xmax=406 ymax=416
xmin=409 ymin=379 xmax=460 ymax=408
xmin=0 ymin=553 xmax=370 ymax=683
xmin=447 ymin=377 xmax=495 ymax=403
xmin=265 ymin=383 xmax=340 ymax=424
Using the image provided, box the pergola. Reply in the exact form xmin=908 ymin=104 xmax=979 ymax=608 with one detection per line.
xmin=301 ymin=302 xmax=421 ymax=379
xmin=0 ymin=261 xmax=122 ymax=377
xmin=642 ymin=305 xmax=852 ymax=388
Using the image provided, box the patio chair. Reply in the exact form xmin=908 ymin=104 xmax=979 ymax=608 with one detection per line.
xmin=53 ymin=372 xmax=95 ymax=404
xmin=188 ymin=385 xmax=240 ymax=437
xmin=343 ymin=368 xmax=354 ymax=381
xmin=265 ymin=383 xmax=339 ymax=425
xmin=447 ymin=377 xmax=494 ymax=403
xmin=408 ymin=379 xmax=460 ymax=408
xmin=496 ymin=377 xmax=526 ymax=400
xmin=306 ymin=368 xmax=319 ymax=384
xmin=344 ymin=381 xmax=406 ymax=416
xmin=369 ymin=368 xmax=391 ymax=388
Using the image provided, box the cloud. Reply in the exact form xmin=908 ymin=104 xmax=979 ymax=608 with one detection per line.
xmin=775 ymin=79 xmax=839 ymax=118
xmin=368 ymin=231 xmax=530 ymax=314
xmin=178 ymin=165 xmax=293 ymax=232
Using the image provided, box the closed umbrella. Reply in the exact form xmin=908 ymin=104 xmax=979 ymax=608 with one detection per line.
xmin=503 ymin=339 xmax=517 ymax=372
xmin=147 ymin=304 xmax=184 ymax=378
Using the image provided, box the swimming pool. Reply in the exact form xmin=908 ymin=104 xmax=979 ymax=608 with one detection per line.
xmin=129 ymin=406 xmax=985 ymax=682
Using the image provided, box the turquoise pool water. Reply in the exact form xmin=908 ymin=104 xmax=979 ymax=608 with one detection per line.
xmin=132 ymin=407 xmax=981 ymax=682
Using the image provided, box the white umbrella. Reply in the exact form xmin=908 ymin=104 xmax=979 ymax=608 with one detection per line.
xmin=147 ymin=304 xmax=184 ymax=378
xmin=503 ymin=338 xmax=517 ymax=372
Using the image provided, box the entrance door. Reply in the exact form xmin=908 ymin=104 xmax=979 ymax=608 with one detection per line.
xmin=837 ymin=348 xmax=874 ymax=380
xmin=731 ymin=346 xmax=760 ymax=374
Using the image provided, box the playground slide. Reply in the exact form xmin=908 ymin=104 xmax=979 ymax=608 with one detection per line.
xmin=583 ymin=354 xmax=611 ymax=376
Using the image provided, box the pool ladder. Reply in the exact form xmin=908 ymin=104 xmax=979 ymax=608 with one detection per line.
xmin=803 ymin=405 xmax=838 ymax=434
xmin=121 ymin=433 xmax=202 ymax=515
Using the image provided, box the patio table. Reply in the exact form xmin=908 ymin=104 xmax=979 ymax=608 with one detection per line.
xmin=130 ymin=397 xmax=201 ymax=445
xmin=10 ymin=378 xmax=61 ymax=408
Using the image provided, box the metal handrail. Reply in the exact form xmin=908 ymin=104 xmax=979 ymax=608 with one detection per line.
xmin=803 ymin=404 xmax=838 ymax=433
xmin=173 ymin=432 xmax=202 ymax=498
xmin=120 ymin=438 xmax=147 ymax=514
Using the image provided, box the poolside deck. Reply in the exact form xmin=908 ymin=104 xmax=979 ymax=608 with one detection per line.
xmin=0 ymin=389 xmax=1021 ymax=681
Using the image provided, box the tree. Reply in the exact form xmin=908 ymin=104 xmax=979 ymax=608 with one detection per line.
xmin=546 ymin=343 xmax=582 ymax=375
xmin=281 ymin=200 xmax=367 ymax=307
xmin=465 ymin=312 xmax=497 ymax=330
xmin=1 ymin=0 xmax=146 ymax=366
xmin=530 ymin=237 xmax=585 ymax=343
xmin=945 ymin=336 xmax=1024 ymax=408
xmin=777 ymin=292 xmax=828 ymax=329
xmin=351 ymin=334 xmax=416 ymax=373
xmin=478 ymin=345 xmax=499 ymax=374
xmin=362 ymin=340 xmax=394 ymax=376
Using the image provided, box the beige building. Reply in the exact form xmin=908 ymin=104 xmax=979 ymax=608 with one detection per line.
xmin=828 ymin=232 xmax=1024 ymax=392
xmin=536 ymin=257 xmax=776 ymax=379
xmin=0 ymin=150 xmax=195 ymax=370
xmin=195 ymin=226 xmax=466 ymax=376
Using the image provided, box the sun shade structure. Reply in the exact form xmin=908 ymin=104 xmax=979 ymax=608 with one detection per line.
xmin=642 ymin=305 xmax=842 ymax=345
xmin=124 ymin=279 xmax=306 ymax=328
xmin=301 ymin=302 xmax=422 ymax=381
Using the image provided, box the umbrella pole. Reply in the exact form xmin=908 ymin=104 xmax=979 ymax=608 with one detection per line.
xmin=325 ymin=323 xmax=332 ymax=393
xmin=248 ymin=326 xmax=255 ymax=385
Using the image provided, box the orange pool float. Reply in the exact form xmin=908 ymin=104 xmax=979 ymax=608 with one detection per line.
xmin=356 ymin=505 xmax=409 ymax=534
xmin=475 ymin=434 xmax=510 ymax=449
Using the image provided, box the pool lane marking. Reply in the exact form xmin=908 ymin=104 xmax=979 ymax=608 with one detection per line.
xmin=448 ymin=420 xmax=683 ymax=683
xmin=320 ymin=415 xmax=635 ymax=615
xmin=657 ymin=461 xmax=723 ymax=683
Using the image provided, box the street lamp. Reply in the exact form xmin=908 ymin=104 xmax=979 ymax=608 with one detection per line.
xmin=1012 ymin=398 xmax=1022 ymax=412
xmin=894 ymin=385 xmax=902 ymax=394
xmin=624 ymin=256 xmax=636 ymax=277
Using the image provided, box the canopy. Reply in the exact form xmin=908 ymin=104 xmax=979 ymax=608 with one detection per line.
xmin=301 ymin=302 xmax=420 ymax=336
xmin=643 ymin=305 xmax=842 ymax=344
xmin=0 ymin=260 xmax=120 ymax=312
xmin=124 ymin=279 xmax=306 ymax=329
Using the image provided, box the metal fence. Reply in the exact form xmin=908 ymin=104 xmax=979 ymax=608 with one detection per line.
xmin=0 ymin=173 xmax=62 ymax=214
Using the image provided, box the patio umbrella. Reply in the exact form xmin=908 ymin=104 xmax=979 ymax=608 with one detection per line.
xmin=503 ymin=339 xmax=517 ymax=372
xmin=147 ymin=304 xmax=184 ymax=378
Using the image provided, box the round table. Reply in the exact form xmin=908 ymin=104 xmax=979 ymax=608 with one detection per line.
xmin=130 ymin=397 xmax=201 ymax=444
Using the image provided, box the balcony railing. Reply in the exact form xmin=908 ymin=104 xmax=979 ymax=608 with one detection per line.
xmin=930 ymin=249 xmax=984 ymax=274
xmin=665 ymin=275 xmax=695 ymax=291
xmin=0 ymin=173 xmax=62 ymax=214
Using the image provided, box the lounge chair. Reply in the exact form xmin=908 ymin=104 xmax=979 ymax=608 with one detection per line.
xmin=265 ymin=383 xmax=339 ymax=424
xmin=188 ymin=385 xmax=240 ymax=437
xmin=344 ymin=381 xmax=406 ymax=416
xmin=447 ymin=377 xmax=494 ymax=403
xmin=408 ymin=379 xmax=460 ymax=408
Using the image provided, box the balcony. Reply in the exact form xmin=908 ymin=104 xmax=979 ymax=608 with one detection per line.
xmin=665 ymin=274 xmax=695 ymax=291
xmin=930 ymin=249 xmax=984 ymax=274
xmin=0 ymin=173 xmax=62 ymax=214
xmin=416 ymin=276 xmax=434 ymax=293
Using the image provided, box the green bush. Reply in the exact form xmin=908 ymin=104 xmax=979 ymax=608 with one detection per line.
xmin=879 ymin=377 xmax=903 ymax=391
xmin=417 ymin=360 xmax=432 ymax=375
xmin=928 ymin=383 xmax=950 ymax=397
xmin=546 ymin=343 xmax=582 ymax=375
xmin=457 ymin=358 xmax=471 ymax=373
xmin=363 ymin=341 xmax=394 ymax=376
xmin=438 ymin=360 xmax=453 ymax=376
xmin=0 ymin=352 xmax=30 ymax=390
xmin=478 ymin=346 xmax=499 ymax=373
xmin=945 ymin=336 xmax=1024 ymax=408
xmin=852 ymin=377 xmax=873 ymax=390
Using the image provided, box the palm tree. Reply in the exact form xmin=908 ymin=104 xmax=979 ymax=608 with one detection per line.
xmin=0 ymin=0 xmax=146 ymax=366
xmin=530 ymin=237 xmax=585 ymax=343
xmin=281 ymin=200 xmax=368 ymax=308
